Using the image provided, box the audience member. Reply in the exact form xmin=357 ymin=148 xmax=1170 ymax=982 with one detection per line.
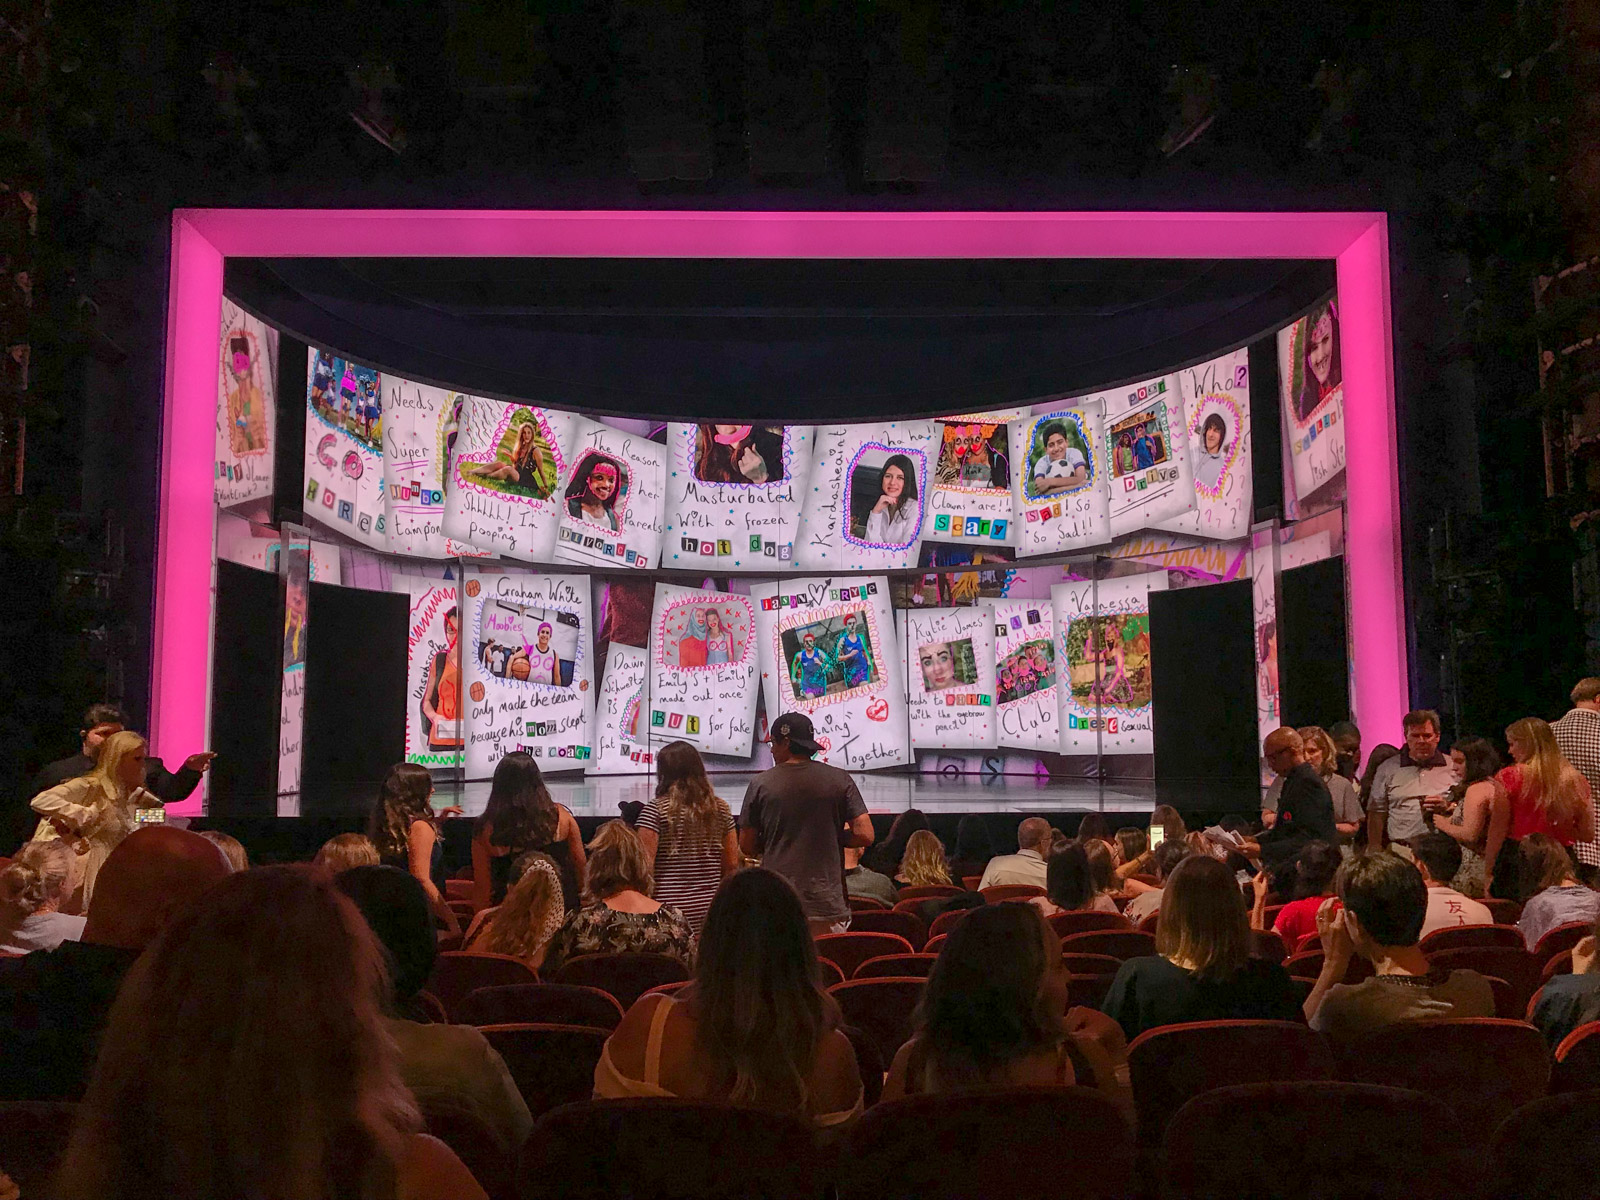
xmin=896 ymin=828 xmax=954 ymax=888
xmin=738 ymin=712 xmax=873 ymax=937
xmin=30 ymin=730 xmax=157 ymax=910
xmin=1123 ymin=839 xmax=1193 ymax=926
xmin=1552 ymin=677 xmax=1600 ymax=880
xmin=1248 ymin=728 xmax=1336 ymax=868
xmin=470 ymin=752 xmax=584 ymax=912
xmin=1329 ymin=719 xmax=1363 ymax=782
xmin=1298 ymin=726 xmax=1364 ymax=839
xmin=369 ymin=762 xmax=462 ymax=936
xmin=0 ymin=826 xmax=231 ymax=1100
xmin=635 ymin=740 xmax=739 ymax=932
xmin=1516 ymin=833 xmax=1600 ymax=951
xmin=1083 ymin=839 xmax=1120 ymax=906
xmin=977 ymin=817 xmax=1052 ymax=890
xmin=1075 ymin=812 xmax=1114 ymax=848
xmin=1033 ymin=842 xmax=1120 ymax=917
xmin=1499 ymin=717 xmax=1597 ymax=851
xmin=1150 ymin=804 xmax=1188 ymax=846
xmin=1366 ymin=710 xmax=1449 ymax=857
xmin=844 ymin=842 xmax=898 ymax=905
xmin=336 ymin=864 xmax=533 ymax=1155
xmin=1253 ymin=839 xmax=1341 ymax=948
xmin=883 ymin=901 xmax=1126 ymax=1102
xmin=197 ymin=829 xmax=248 ymax=873
xmin=1409 ymin=831 xmax=1492 ymax=936
xmin=863 ymin=808 xmax=929 ymax=877
xmin=56 ymin=865 xmax=485 ymax=1200
xmin=1304 ymin=850 xmax=1494 ymax=1042
xmin=0 ymin=840 xmax=85 ymax=953
xmin=1112 ymin=827 xmax=1148 ymax=875
xmin=1102 ymin=856 xmax=1300 ymax=1040
xmin=1357 ymin=742 xmax=1402 ymax=810
xmin=466 ymin=851 xmax=566 ymax=969
xmin=948 ymin=815 xmax=995 ymax=882
xmin=1425 ymin=736 xmax=1509 ymax=898
xmin=594 ymin=868 xmax=864 ymax=1124
xmin=1529 ymin=911 xmax=1600 ymax=1047
xmin=313 ymin=831 xmax=381 ymax=874
xmin=29 ymin=703 xmax=213 ymax=804
xmin=543 ymin=821 xmax=696 ymax=973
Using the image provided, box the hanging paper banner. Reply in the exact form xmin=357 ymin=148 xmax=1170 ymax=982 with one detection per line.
xmin=381 ymin=377 xmax=488 ymax=558
xmin=278 ymin=542 xmax=309 ymax=795
xmin=461 ymin=568 xmax=594 ymax=777
xmin=993 ymin=596 xmax=1059 ymax=751
xmin=554 ymin=419 xmax=668 ymax=570
xmin=215 ymin=298 xmax=277 ymax=509
xmin=750 ymin=576 xmax=910 ymax=771
xmin=648 ymin=584 xmax=760 ymax=757
xmin=1152 ymin=349 xmax=1253 ymax=542
xmin=925 ymin=411 xmax=1021 ymax=547
xmin=303 ymin=349 xmax=388 ymax=551
xmin=1078 ymin=374 xmax=1194 ymax=538
xmin=588 ymin=643 xmax=653 ymax=775
xmin=1052 ymin=571 xmax=1168 ymax=755
xmin=795 ymin=422 xmax=938 ymax=571
xmin=405 ymin=581 xmax=464 ymax=768
xmin=662 ymin=423 xmax=814 ymax=570
xmin=443 ymin=399 xmax=579 ymax=562
xmin=902 ymin=604 xmax=998 ymax=751
xmin=1278 ymin=296 xmax=1346 ymax=515
xmin=1009 ymin=400 xmax=1111 ymax=556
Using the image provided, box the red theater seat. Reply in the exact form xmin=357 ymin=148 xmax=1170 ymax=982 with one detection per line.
xmin=840 ymin=1087 xmax=1134 ymax=1200
xmin=853 ymin=953 xmax=938 ymax=979
xmin=553 ymin=952 xmax=690 ymax=1012
xmin=1485 ymin=1090 xmax=1600 ymax=1200
xmin=478 ymin=1023 xmax=608 ymax=1119
xmin=1060 ymin=929 xmax=1157 ymax=961
xmin=1284 ymin=949 xmax=1374 ymax=985
xmin=982 ymin=884 xmax=1047 ymax=903
xmin=896 ymin=884 xmax=965 ymax=901
xmin=421 ymin=1105 xmax=515 ymax=1200
xmin=1062 ymin=952 xmax=1123 ymax=975
xmin=425 ymin=951 xmax=539 ymax=1020
xmin=1533 ymin=920 xmax=1594 ymax=966
xmin=1481 ymin=897 xmax=1522 ymax=925
xmin=830 ymin=977 xmax=925 ymax=1066
xmin=1417 ymin=924 xmax=1524 ymax=954
xmin=456 ymin=983 xmax=624 ymax=1030
xmin=1425 ymin=945 xmax=1542 ymax=1015
xmin=848 ymin=895 xmax=890 ymax=912
xmin=0 ymin=1101 xmax=78 ymax=1198
xmin=1066 ymin=973 xmax=1116 ymax=1011
xmin=926 ymin=909 xmax=973 ymax=942
xmin=845 ymin=909 xmax=927 ymax=951
xmin=1048 ymin=910 xmax=1131 ymax=938
xmin=922 ymin=934 xmax=948 ymax=956
xmin=1551 ymin=1020 xmax=1600 ymax=1093
xmin=815 ymin=932 xmax=915 ymax=981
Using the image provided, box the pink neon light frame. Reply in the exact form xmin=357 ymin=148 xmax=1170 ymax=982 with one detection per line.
xmin=158 ymin=210 xmax=1404 ymax=813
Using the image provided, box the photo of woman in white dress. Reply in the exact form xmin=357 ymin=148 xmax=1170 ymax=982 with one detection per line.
xmin=854 ymin=452 xmax=921 ymax=546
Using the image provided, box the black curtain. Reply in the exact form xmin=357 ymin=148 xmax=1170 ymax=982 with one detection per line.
xmin=208 ymin=560 xmax=283 ymax=817
xmin=1278 ymin=554 xmax=1351 ymax=730
xmin=1150 ymin=579 xmax=1259 ymax=784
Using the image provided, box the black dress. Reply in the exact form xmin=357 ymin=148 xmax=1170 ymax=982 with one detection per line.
xmin=489 ymin=836 xmax=579 ymax=912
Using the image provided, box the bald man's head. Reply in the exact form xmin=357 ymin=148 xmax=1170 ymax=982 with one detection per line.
xmin=1263 ymin=726 xmax=1305 ymax=775
xmin=83 ymin=826 xmax=234 ymax=951
xmin=1017 ymin=817 xmax=1052 ymax=852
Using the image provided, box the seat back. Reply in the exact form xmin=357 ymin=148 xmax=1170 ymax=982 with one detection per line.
xmin=817 ymin=957 xmax=846 ymax=988
xmin=845 ymin=909 xmax=928 ymax=951
xmin=895 ymin=884 xmax=964 ymax=901
xmin=1425 ymin=946 xmax=1542 ymax=1014
xmin=642 ymin=980 xmax=691 ymax=999
xmin=413 ymin=989 xmax=449 ymax=1024
xmin=1066 ymin=973 xmax=1116 ymax=1011
xmin=1542 ymin=948 xmax=1575 ymax=983
xmin=425 ymin=951 xmax=539 ymax=1019
xmin=1060 ymin=929 xmax=1157 ymax=960
xmin=421 ymin=1104 xmax=515 ymax=1200
xmin=1552 ymin=1020 xmax=1600 ymax=1093
xmin=981 ymin=884 xmax=1047 ymax=902
xmin=1127 ymin=1020 xmax=1334 ymax=1150
xmin=553 ymin=952 xmax=690 ymax=1012
xmin=1417 ymin=924 xmax=1525 ymax=954
xmin=477 ymin=1023 xmax=609 ymax=1120
xmin=1338 ymin=1018 xmax=1550 ymax=1137
xmin=848 ymin=895 xmax=890 ymax=911
xmin=1485 ymin=1090 xmax=1600 ymax=1200
xmin=841 ymin=1087 xmax=1134 ymax=1200
xmin=815 ymin=932 xmax=915 ymax=980
xmin=520 ymin=1098 xmax=824 ymax=1200
xmin=1283 ymin=949 xmax=1374 ymax=984
xmin=456 ymin=982 xmax=625 ymax=1030
xmin=853 ymin=953 xmax=938 ymax=980
xmin=829 ymin=977 xmax=926 ymax=1066
xmin=961 ymin=874 xmax=983 ymax=891
xmin=926 ymin=908 xmax=974 ymax=941
xmin=0 ymin=1100 xmax=79 ymax=1197
xmin=1481 ymin=897 xmax=1522 ymax=925
xmin=1248 ymin=929 xmax=1288 ymax=964
xmin=1533 ymin=920 xmax=1595 ymax=965
xmin=1062 ymin=952 xmax=1125 ymax=975
xmin=1137 ymin=910 xmax=1160 ymax=933
xmin=1161 ymin=1081 xmax=1467 ymax=1200
xmin=1047 ymin=910 xmax=1131 ymax=938
xmin=922 ymin=934 xmax=948 ymax=956
xmin=1481 ymin=975 xmax=1521 ymax=1020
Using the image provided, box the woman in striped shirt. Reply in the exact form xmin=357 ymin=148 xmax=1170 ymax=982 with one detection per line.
xmin=635 ymin=741 xmax=740 ymax=932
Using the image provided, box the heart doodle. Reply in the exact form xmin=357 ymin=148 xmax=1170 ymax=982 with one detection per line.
xmin=866 ymin=698 xmax=889 ymax=722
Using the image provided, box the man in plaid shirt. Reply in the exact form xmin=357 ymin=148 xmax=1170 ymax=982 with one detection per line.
xmin=1551 ymin=677 xmax=1600 ymax=881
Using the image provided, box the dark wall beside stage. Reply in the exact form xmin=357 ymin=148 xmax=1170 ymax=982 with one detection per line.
xmin=208 ymin=560 xmax=283 ymax=816
xmin=302 ymin=582 xmax=408 ymax=796
xmin=1278 ymin=555 xmax=1351 ymax=731
xmin=1150 ymin=579 xmax=1259 ymax=785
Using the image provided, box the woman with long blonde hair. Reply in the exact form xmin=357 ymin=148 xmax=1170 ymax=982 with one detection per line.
xmin=54 ymin=865 xmax=485 ymax=1200
xmin=896 ymin=828 xmax=953 ymax=888
xmin=635 ymin=741 xmax=738 ymax=933
xmin=468 ymin=852 xmax=566 ymax=969
xmin=29 ymin=730 xmax=156 ymax=909
xmin=1500 ymin=718 xmax=1597 ymax=850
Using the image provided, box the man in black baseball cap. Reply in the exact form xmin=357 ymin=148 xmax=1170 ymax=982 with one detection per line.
xmin=739 ymin=712 xmax=875 ymax=936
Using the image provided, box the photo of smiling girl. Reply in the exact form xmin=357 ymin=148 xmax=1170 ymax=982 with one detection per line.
xmin=563 ymin=453 xmax=628 ymax=531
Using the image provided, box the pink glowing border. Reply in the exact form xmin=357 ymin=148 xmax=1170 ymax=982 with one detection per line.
xmin=157 ymin=210 xmax=1403 ymax=813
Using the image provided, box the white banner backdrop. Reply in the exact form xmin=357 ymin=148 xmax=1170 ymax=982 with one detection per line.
xmin=553 ymin=419 xmax=668 ymax=571
xmin=662 ymin=423 xmax=814 ymax=570
xmin=1010 ymin=401 xmax=1111 ymax=556
xmin=404 ymin=581 xmax=464 ymax=768
xmin=795 ymin=422 xmax=938 ymax=571
xmin=1052 ymin=570 xmax=1168 ymax=755
xmin=215 ymin=298 xmax=277 ymax=509
xmin=750 ymin=576 xmax=910 ymax=771
xmin=588 ymin=643 xmax=652 ymax=775
xmin=901 ymin=604 xmax=998 ymax=751
xmin=648 ymin=584 xmax=760 ymax=758
xmin=925 ymin=411 xmax=1022 ymax=548
xmin=993 ymin=596 xmax=1059 ymax=752
xmin=304 ymin=350 xmax=389 ymax=550
xmin=443 ymin=399 xmax=580 ymax=562
xmin=1153 ymin=349 xmax=1253 ymax=542
xmin=382 ymin=378 xmax=488 ymax=559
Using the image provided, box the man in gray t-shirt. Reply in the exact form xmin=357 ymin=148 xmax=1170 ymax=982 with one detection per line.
xmin=739 ymin=712 xmax=874 ymax=935
xmin=1366 ymin=710 xmax=1452 ymax=857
